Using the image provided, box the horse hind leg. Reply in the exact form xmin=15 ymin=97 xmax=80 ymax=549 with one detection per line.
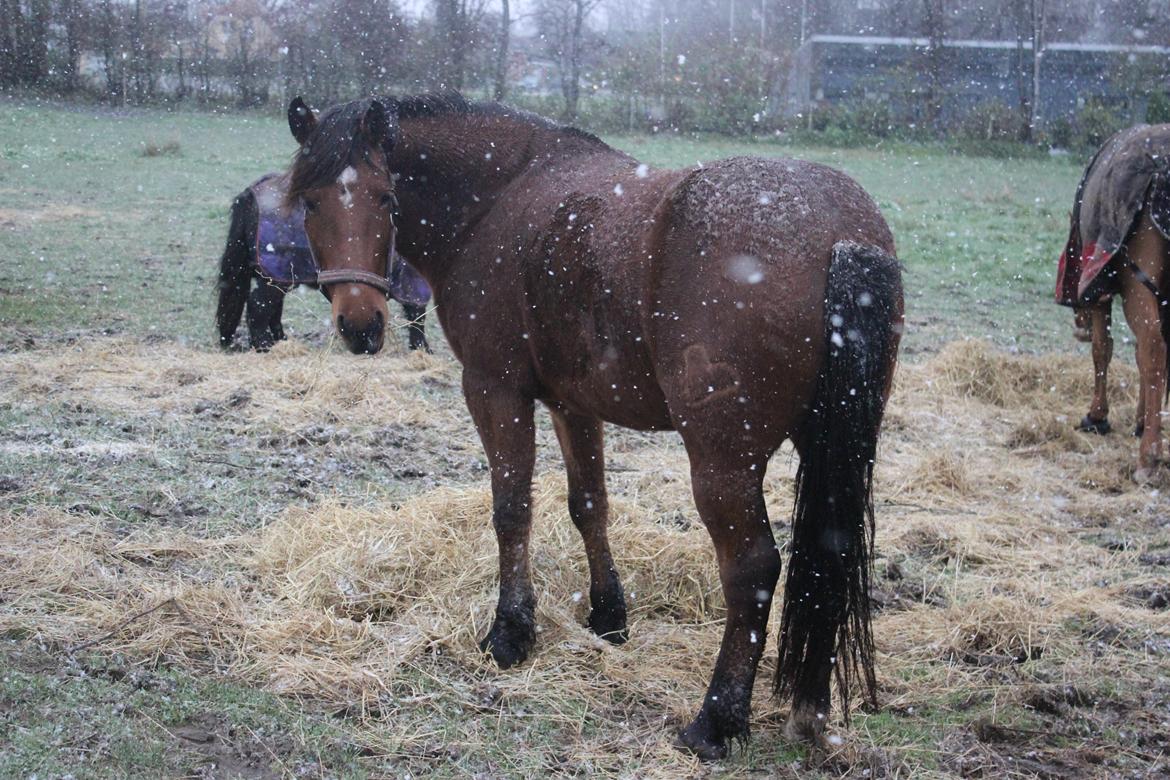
xmin=1077 ymin=301 xmax=1113 ymax=434
xmin=1120 ymin=211 xmax=1168 ymax=477
xmin=549 ymin=408 xmax=627 ymax=643
xmin=676 ymin=454 xmax=780 ymax=760
xmin=247 ymin=282 xmax=283 ymax=352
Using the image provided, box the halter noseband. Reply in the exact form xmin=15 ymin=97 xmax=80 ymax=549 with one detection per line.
xmin=317 ymin=268 xmax=394 ymax=297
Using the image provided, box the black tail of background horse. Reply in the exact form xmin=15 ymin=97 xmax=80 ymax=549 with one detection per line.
xmin=216 ymin=189 xmax=268 ymax=349
xmin=775 ymin=242 xmax=902 ymax=720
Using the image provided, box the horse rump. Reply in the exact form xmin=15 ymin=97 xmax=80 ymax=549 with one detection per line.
xmin=774 ymin=240 xmax=902 ymax=719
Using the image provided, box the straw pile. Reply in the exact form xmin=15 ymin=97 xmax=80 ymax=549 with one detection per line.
xmin=1 ymin=336 xmax=1168 ymax=776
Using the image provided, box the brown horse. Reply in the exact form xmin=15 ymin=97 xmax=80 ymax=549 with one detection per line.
xmin=1059 ymin=125 xmax=1170 ymax=479
xmin=283 ymin=93 xmax=903 ymax=758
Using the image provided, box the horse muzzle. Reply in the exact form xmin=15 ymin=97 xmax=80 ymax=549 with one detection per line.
xmin=336 ymin=310 xmax=385 ymax=354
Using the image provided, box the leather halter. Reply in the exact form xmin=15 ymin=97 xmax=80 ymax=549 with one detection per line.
xmin=317 ymin=267 xmax=394 ymax=297
xmin=310 ymin=192 xmax=399 ymax=300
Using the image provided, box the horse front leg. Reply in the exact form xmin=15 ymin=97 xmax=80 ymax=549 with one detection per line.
xmin=268 ymin=285 xmax=288 ymax=343
xmin=401 ymin=302 xmax=431 ymax=353
xmin=246 ymin=282 xmax=283 ymax=352
xmin=549 ymin=408 xmax=627 ymax=643
xmin=677 ymin=458 xmax=780 ymax=760
xmin=465 ymin=373 xmax=538 ymax=667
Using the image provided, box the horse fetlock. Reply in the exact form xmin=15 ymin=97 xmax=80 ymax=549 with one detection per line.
xmin=481 ymin=606 xmax=537 ymax=668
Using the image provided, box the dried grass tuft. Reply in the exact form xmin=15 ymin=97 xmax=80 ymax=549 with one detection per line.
xmin=140 ymin=138 xmax=182 ymax=157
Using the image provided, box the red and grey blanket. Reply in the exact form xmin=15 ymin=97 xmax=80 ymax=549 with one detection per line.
xmin=247 ymin=172 xmax=431 ymax=306
xmin=1055 ymin=124 xmax=1170 ymax=307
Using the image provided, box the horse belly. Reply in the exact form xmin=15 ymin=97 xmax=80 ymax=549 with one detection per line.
xmin=528 ymin=305 xmax=674 ymax=430
xmin=522 ymin=268 xmax=671 ymax=428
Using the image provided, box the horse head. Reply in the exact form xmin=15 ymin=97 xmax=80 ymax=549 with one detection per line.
xmin=285 ymin=96 xmax=400 ymax=355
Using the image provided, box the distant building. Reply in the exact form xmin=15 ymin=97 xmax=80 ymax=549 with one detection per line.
xmin=784 ymin=33 xmax=1170 ymax=126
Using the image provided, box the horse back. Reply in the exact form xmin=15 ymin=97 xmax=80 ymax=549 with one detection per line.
xmin=445 ymin=153 xmax=894 ymax=436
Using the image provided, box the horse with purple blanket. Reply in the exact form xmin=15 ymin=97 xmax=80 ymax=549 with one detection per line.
xmin=215 ymin=172 xmax=431 ymax=354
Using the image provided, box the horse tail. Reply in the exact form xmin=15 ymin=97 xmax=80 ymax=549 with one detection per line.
xmin=215 ymin=189 xmax=257 ymax=348
xmin=774 ymin=240 xmax=903 ymax=718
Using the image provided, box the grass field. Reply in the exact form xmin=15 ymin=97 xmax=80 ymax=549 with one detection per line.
xmin=1 ymin=98 xmax=1168 ymax=779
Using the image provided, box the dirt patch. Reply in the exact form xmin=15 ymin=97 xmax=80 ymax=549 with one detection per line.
xmin=1124 ymin=582 xmax=1170 ymax=611
xmin=167 ymin=713 xmax=284 ymax=780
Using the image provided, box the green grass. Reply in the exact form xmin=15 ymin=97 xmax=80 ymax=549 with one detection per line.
xmin=0 ymin=644 xmax=366 ymax=779
xmin=0 ymin=99 xmax=1088 ymax=356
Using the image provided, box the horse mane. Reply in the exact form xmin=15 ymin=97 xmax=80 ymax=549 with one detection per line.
xmin=392 ymin=91 xmax=610 ymax=149
xmin=287 ymin=92 xmax=610 ymax=204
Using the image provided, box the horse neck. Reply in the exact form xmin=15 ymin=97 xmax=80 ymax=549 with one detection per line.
xmin=390 ymin=112 xmax=613 ymax=282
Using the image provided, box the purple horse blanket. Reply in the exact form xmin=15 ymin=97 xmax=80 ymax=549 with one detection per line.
xmin=1056 ymin=124 xmax=1170 ymax=307
xmin=248 ymin=173 xmax=431 ymax=306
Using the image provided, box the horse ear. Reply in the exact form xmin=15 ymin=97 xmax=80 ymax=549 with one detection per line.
xmin=288 ymin=97 xmax=316 ymax=146
xmin=362 ymin=99 xmax=399 ymax=156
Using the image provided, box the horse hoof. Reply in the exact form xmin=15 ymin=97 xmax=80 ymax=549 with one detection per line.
xmin=587 ymin=595 xmax=628 ymax=644
xmin=479 ymin=614 xmax=536 ymax=669
xmin=675 ymin=716 xmax=729 ymax=761
xmin=784 ymin=704 xmax=829 ymax=746
xmin=1135 ymin=424 xmax=1145 ymax=438
xmin=1076 ymin=416 xmax=1111 ymax=435
xmin=588 ymin=617 xmax=628 ymax=645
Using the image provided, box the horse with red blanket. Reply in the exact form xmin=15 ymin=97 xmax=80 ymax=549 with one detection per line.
xmin=1056 ymin=124 xmax=1170 ymax=478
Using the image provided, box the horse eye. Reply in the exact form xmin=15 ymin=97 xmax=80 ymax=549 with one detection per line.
xmin=379 ymin=193 xmax=395 ymax=208
xmin=303 ymin=198 xmax=318 ymax=213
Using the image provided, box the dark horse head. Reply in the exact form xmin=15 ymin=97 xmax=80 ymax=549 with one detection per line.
xmin=285 ymin=97 xmax=400 ymax=354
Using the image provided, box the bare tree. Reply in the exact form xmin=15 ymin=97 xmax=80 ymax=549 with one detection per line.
xmin=493 ymin=0 xmax=509 ymax=100
xmin=0 ymin=0 xmax=19 ymax=86
xmin=537 ymin=0 xmax=601 ymax=122
xmin=432 ymin=0 xmax=488 ymax=89
xmin=1012 ymin=0 xmax=1047 ymax=140
xmin=920 ymin=0 xmax=946 ymax=131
